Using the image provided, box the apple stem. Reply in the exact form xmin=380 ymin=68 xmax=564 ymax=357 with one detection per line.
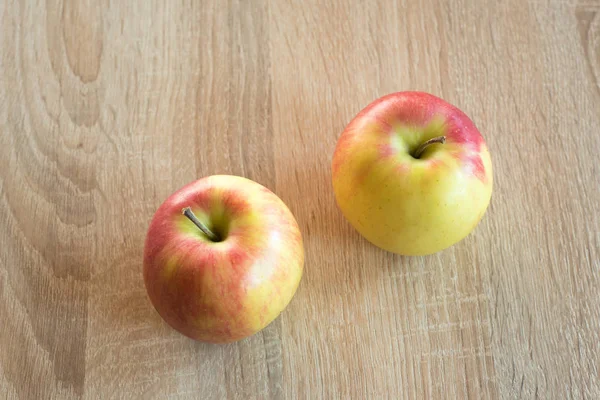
xmin=413 ymin=136 xmax=446 ymax=159
xmin=181 ymin=207 xmax=220 ymax=242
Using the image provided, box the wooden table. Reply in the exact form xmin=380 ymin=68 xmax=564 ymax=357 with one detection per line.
xmin=1 ymin=0 xmax=599 ymax=398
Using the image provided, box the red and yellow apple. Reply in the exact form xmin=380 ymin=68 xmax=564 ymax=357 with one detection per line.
xmin=143 ymin=175 xmax=304 ymax=343
xmin=332 ymin=92 xmax=493 ymax=255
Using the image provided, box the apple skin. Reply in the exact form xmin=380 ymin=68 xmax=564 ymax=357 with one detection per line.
xmin=332 ymin=92 xmax=493 ymax=256
xmin=143 ymin=175 xmax=304 ymax=343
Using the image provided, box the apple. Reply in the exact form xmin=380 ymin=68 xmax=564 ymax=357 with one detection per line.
xmin=332 ymin=92 xmax=493 ymax=255
xmin=143 ymin=175 xmax=304 ymax=343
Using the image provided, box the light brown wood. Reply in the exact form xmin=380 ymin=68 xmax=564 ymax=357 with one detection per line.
xmin=1 ymin=0 xmax=599 ymax=398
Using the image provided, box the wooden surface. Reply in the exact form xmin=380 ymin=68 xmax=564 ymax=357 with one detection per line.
xmin=1 ymin=0 xmax=599 ymax=398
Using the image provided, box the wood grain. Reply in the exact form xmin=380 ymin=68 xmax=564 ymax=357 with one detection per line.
xmin=1 ymin=0 xmax=599 ymax=398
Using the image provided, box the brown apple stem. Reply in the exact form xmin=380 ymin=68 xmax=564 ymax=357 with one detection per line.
xmin=181 ymin=207 xmax=220 ymax=242
xmin=413 ymin=136 xmax=446 ymax=159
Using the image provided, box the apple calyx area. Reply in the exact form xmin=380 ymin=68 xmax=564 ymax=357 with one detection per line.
xmin=412 ymin=136 xmax=446 ymax=159
xmin=181 ymin=207 xmax=221 ymax=242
